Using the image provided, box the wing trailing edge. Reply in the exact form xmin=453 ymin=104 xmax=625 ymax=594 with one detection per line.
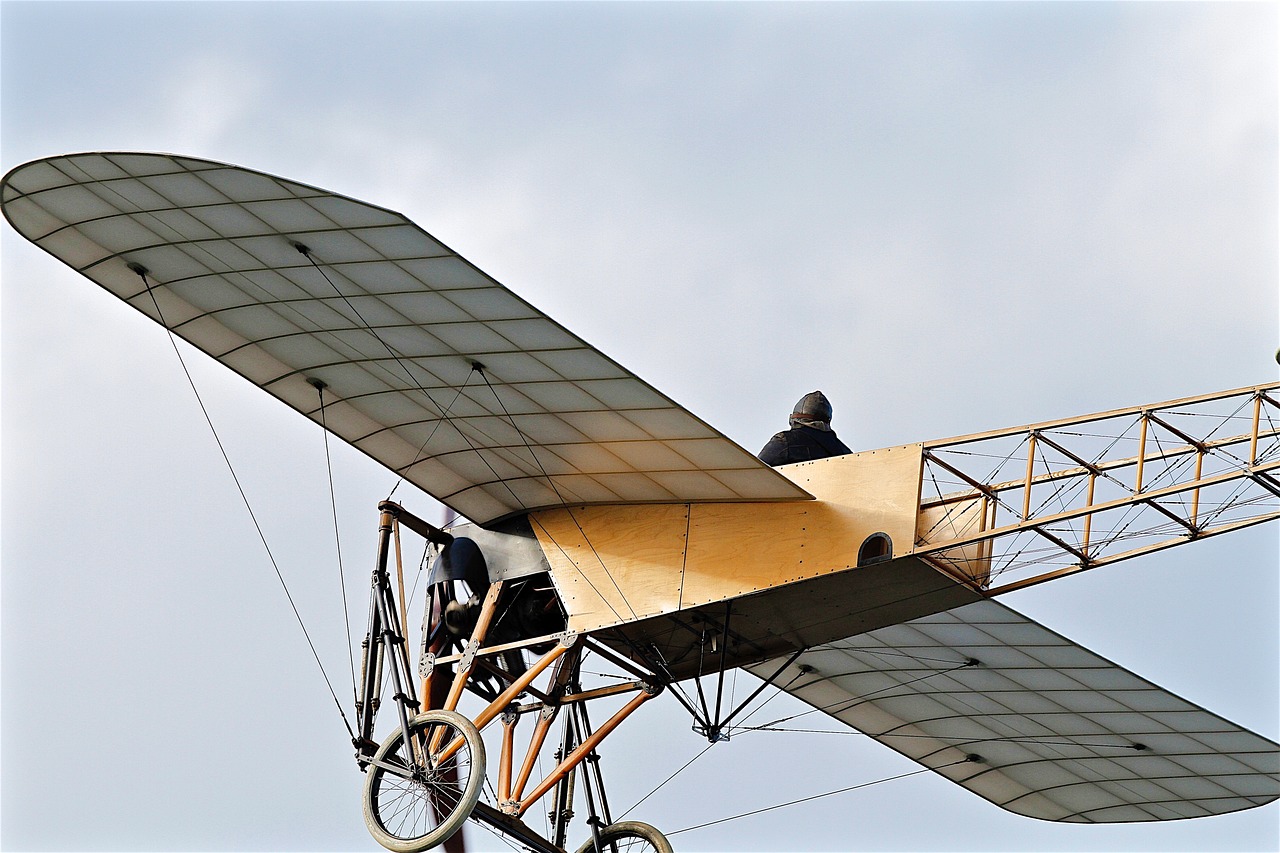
xmin=747 ymin=598 xmax=1279 ymax=823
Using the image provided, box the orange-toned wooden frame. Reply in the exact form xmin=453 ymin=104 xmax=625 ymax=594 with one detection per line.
xmin=387 ymin=503 xmax=661 ymax=828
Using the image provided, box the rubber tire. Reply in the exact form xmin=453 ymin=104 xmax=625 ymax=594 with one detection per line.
xmin=363 ymin=710 xmax=486 ymax=853
xmin=575 ymin=821 xmax=674 ymax=853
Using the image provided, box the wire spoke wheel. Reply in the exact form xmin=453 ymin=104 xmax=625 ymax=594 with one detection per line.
xmin=363 ymin=710 xmax=486 ymax=852
xmin=575 ymin=821 xmax=674 ymax=853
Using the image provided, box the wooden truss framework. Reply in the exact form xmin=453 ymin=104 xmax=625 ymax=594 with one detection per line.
xmin=913 ymin=383 xmax=1280 ymax=594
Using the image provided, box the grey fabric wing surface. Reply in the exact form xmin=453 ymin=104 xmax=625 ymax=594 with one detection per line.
xmin=2 ymin=152 xmax=811 ymax=525
xmin=747 ymin=598 xmax=1279 ymax=823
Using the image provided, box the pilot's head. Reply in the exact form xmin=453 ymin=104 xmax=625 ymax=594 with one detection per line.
xmin=792 ymin=390 xmax=833 ymax=424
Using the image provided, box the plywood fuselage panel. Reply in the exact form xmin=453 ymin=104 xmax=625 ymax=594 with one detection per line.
xmin=527 ymin=444 xmax=985 ymax=677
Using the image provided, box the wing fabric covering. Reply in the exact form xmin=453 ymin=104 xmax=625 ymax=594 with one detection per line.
xmin=1 ymin=153 xmax=810 ymax=525
xmin=747 ymin=599 xmax=1280 ymax=822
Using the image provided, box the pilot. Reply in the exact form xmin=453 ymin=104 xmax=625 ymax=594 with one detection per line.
xmin=758 ymin=390 xmax=852 ymax=465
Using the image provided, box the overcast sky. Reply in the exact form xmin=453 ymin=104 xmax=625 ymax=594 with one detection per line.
xmin=2 ymin=2 xmax=1277 ymax=852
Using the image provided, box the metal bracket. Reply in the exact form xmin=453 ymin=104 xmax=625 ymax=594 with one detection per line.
xmin=418 ymin=651 xmax=436 ymax=680
xmin=459 ymin=639 xmax=480 ymax=673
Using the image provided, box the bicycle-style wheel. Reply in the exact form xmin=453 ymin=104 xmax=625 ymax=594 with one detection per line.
xmin=363 ymin=710 xmax=486 ymax=852
xmin=575 ymin=821 xmax=674 ymax=853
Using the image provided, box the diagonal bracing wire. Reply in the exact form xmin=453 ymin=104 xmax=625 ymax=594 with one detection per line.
xmin=130 ymin=264 xmax=355 ymax=739
xmin=617 ymin=741 xmax=718 ymax=821
xmin=664 ymin=766 xmax=939 ymax=837
xmin=476 ymin=366 xmax=639 ymax=621
xmin=731 ymin=657 xmax=979 ymax=734
xmin=294 ymin=248 xmax=534 ymax=513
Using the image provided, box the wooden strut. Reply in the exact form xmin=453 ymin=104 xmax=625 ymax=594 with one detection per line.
xmin=987 ymin=511 xmax=1280 ymax=594
xmin=510 ymin=648 xmax=582 ymax=804
xmin=920 ymin=382 xmax=1278 ymax=451
xmin=920 ymin=458 xmax=1280 ymax=556
xmin=381 ymin=499 xmax=660 ymax=845
xmin=511 ymin=709 xmax=555 ymax=804
xmin=1250 ymin=393 xmax=1263 ymax=465
xmin=427 ymin=580 xmax=508 ymax=757
xmin=422 ymin=618 xmax=657 ymax=822
xmin=1135 ymin=413 xmax=1149 ymax=494
xmin=1022 ymin=431 xmax=1038 ymax=520
xmin=499 ymin=711 xmax=517 ymax=803
xmin=392 ymin=516 xmax=410 ymax=661
xmin=442 ymin=581 xmax=506 ymax=713
xmin=921 ymin=421 xmax=1280 ymax=510
xmin=513 ymin=685 xmax=657 ymax=816
xmin=1082 ymin=472 xmax=1096 ymax=558
xmin=431 ymin=636 xmax=574 ymax=767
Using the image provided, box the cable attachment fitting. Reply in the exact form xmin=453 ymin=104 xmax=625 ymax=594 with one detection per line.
xmin=126 ymin=261 xmax=150 ymax=279
xmin=290 ymin=240 xmax=311 ymax=257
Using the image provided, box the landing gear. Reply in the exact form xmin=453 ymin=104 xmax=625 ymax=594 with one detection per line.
xmin=362 ymin=710 xmax=486 ymax=853
xmin=356 ymin=501 xmax=671 ymax=853
xmin=575 ymin=821 xmax=674 ymax=853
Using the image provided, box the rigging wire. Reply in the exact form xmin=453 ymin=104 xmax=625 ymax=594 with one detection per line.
xmin=295 ymin=248 xmax=649 ymax=665
xmin=129 ymin=264 xmax=356 ymax=740
xmin=386 ymin=379 xmax=472 ymax=502
xmin=711 ymin=666 xmax=807 ymax=734
xmin=734 ymin=727 xmax=1166 ymax=752
xmin=737 ymin=658 xmax=979 ymax=733
xmin=617 ymin=742 xmax=717 ymax=821
xmin=664 ymin=765 xmax=940 ymax=837
xmin=295 ymin=248 xmax=530 ymax=513
xmin=314 ymin=380 xmax=359 ymax=702
xmin=613 ymin=646 xmax=997 ymax=833
xmin=477 ymin=367 xmax=639 ymax=622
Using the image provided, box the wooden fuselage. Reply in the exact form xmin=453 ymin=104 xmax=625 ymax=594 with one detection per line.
xmin=528 ymin=445 xmax=986 ymax=681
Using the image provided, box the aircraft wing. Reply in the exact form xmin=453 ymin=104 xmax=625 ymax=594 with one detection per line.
xmin=1 ymin=152 xmax=810 ymax=526
xmin=746 ymin=598 xmax=1279 ymax=822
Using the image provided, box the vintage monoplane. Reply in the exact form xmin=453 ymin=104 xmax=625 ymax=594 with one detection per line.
xmin=4 ymin=152 xmax=1278 ymax=853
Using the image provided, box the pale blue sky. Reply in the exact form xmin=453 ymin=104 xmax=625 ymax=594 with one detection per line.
xmin=3 ymin=2 xmax=1277 ymax=851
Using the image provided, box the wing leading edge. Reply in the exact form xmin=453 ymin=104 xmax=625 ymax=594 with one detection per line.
xmin=2 ymin=152 xmax=811 ymax=525
xmin=747 ymin=598 xmax=1279 ymax=823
